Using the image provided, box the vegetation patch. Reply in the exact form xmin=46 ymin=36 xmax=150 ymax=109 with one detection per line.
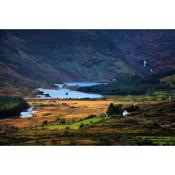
xmin=108 ymin=90 xmax=175 ymax=102
xmin=106 ymin=103 xmax=140 ymax=116
xmin=0 ymin=96 xmax=28 ymax=118
xmin=133 ymin=136 xmax=175 ymax=145
xmin=44 ymin=116 xmax=106 ymax=130
xmin=78 ymin=75 xmax=174 ymax=95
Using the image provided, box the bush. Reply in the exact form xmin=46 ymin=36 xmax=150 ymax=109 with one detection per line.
xmin=42 ymin=120 xmax=48 ymax=126
xmin=136 ymin=138 xmax=153 ymax=145
xmin=55 ymin=117 xmax=61 ymax=123
xmin=86 ymin=114 xmax=97 ymax=119
xmin=100 ymin=113 xmax=108 ymax=118
xmin=80 ymin=123 xmax=84 ymax=128
xmin=60 ymin=118 xmax=66 ymax=124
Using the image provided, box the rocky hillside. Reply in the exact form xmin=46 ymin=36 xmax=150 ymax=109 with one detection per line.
xmin=0 ymin=30 xmax=175 ymax=95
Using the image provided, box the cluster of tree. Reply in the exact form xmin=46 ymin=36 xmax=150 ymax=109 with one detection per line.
xmin=106 ymin=103 xmax=124 ymax=116
xmin=78 ymin=75 xmax=173 ymax=95
xmin=0 ymin=96 xmax=28 ymax=118
xmin=125 ymin=105 xmax=140 ymax=113
xmin=106 ymin=103 xmax=140 ymax=116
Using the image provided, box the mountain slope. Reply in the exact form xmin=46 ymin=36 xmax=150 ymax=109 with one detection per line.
xmin=1 ymin=30 xmax=175 ymax=95
xmin=0 ymin=30 xmax=136 ymax=82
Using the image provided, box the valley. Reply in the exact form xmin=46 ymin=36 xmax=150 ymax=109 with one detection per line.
xmin=1 ymin=30 xmax=175 ymax=145
xmin=1 ymin=72 xmax=175 ymax=145
xmin=1 ymin=30 xmax=175 ymax=96
xmin=1 ymin=89 xmax=175 ymax=145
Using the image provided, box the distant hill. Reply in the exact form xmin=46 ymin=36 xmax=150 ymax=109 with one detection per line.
xmin=1 ymin=30 xmax=175 ymax=95
xmin=78 ymin=71 xmax=175 ymax=96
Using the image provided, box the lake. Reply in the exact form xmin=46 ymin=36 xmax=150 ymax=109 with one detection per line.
xmin=20 ymin=107 xmax=37 ymax=118
xmin=37 ymin=82 xmax=104 ymax=99
xmin=56 ymin=82 xmax=102 ymax=87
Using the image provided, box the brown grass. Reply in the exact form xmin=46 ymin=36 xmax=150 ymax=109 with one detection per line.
xmin=0 ymin=99 xmax=113 ymax=128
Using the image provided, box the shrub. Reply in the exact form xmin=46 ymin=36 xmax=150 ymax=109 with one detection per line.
xmin=42 ymin=120 xmax=48 ymax=126
xmin=80 ymin=123 xmax=84 ymax=128
xmin=55 ymin=117 xmax=61 ymax=123
xmin=86 ymin=114 xmax=97 ymax=119
xmin=60 ymin=118 xmax=66 ymax=124
xmin=100 ymin=113 xmax=108 ymax=118
xmin=66 ymin=127 xmax=70 ymax=130
xmin=136 ymin=138 xmax=153 ymax=145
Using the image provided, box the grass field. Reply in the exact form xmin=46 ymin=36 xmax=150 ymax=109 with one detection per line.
xmin=1 ymin=91 xmax=175 ymax=145
xmin=108 ymin=90 xmax=175 ymax=102
xmin=0 ymin=99 xmax=112 ymax=128
xmin=45 ymin=117 xmax=105 ymax=130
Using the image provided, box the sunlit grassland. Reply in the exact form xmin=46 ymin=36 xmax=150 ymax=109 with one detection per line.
xmin=44 ymin=117 xmax=106 ymax=130
xmin=1 ymin=89 xmax=175 ymax=145
xmin=107 ymin=90 xmax=175 ymax=103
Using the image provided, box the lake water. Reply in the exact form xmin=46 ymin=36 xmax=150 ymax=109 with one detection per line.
xmin=38 ymin=82 xmax=103 ymax=99
xmin=62 ymin=82 xmax=101 ymax=87
xmin=20 ymin=107 xmax=37 ymax=118
xmin=19 ymin=82 xmax=103 ymax=119
xmin=55 ymin=82 xmax=103 ymax=88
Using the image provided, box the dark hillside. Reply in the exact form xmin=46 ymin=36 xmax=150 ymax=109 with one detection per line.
xmin=1 ymin=30 xmax=175 ymax=95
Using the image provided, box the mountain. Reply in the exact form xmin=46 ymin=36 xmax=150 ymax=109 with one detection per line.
xmin=0 ymin=30 xmax=175 ymax=95
xmin=102 ymin=30 xmax=175 ymax=74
